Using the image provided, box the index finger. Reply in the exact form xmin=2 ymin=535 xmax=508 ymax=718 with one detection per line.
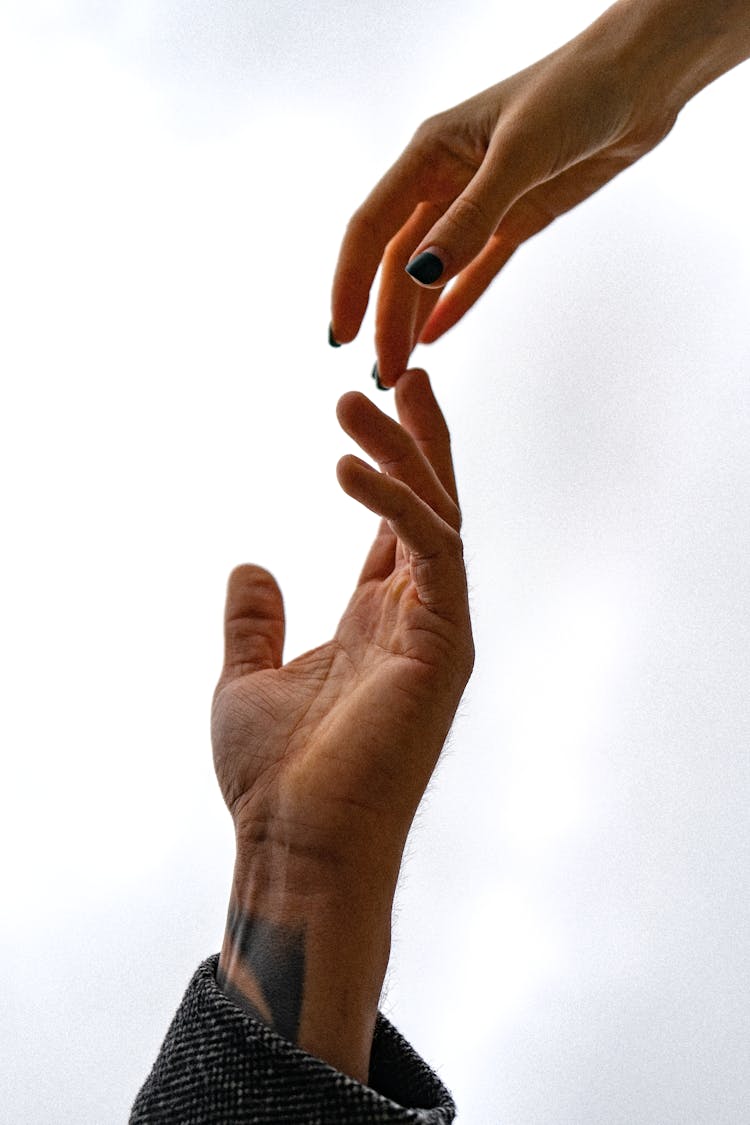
xmin=330 ymin=146 xmax=427 ymax=345
xmin=374 ymin=200 xmax=444 ymax=387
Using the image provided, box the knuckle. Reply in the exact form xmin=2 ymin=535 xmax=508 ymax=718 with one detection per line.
xmin=408 ymin=114 xmax=468 ymax=190
xmin=385 ymin=477 xmax=409 ymax=519
xmin=447 ymin=496 xmax=462 ymax=533
xmin=379 ymin=435 xmax=412 ymax=477
xmin=382 ymin=454 xmax=408 ymax=477
xmin=443 ymin=525 xmax=465 ymax=560
xmin=411 ymin=112 xmax=445 ymax=148
xmin=436 ymin=413 xmax=452 ymax=442
xmin=346 ymin=206 xmax=381 ymax=250
xmin=460 ymin=636 xmax=476 ymax=680
xmin=445 ymin=194 xmax=492 ymax=240
xmin=622 ymin=109 xmax=678 ymax=158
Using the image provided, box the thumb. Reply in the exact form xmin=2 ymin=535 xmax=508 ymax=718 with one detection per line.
xmin=221 ymin=564 xmax=285 ymax=679
xmin=405 ymin=151 xmax=525 ymax=290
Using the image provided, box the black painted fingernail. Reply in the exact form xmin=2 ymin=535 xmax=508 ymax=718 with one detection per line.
xmin=405 ymin=250 xmax=444 ymax=286
xmin=328 ymin=324 xmax=341 ymax=348
xmin=371 ymin=363 xmax=387 ymax=391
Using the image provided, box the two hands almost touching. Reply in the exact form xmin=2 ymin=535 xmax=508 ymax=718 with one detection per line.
xmin=331 ymin=0 xmax=750 ymax=386
xmin=212 ymin=369 xmax=474 ymax=1084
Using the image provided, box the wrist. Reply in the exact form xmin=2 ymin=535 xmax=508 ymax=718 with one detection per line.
xmin=217 ymin=845 xmax=396 ymax=1084
xmin=591 ymin=0 xmax=750 ymax=112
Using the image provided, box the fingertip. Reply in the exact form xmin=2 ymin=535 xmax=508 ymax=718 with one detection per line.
xmin=224 ymin=564 xmax=284 ymax=636
xmin=418 ymin=302 xmax=458 ymax=345
xmin=337 ymin=451 xmax=372 ymax=471
xmin=417 ymin=319 xmax=442 ymax=345
xmin=373 ymin=362 xmax=402 ymax=390
xmin=336 ymin=389 xmax=369 ymax=425
xmin=221 ymin=564 xmax=286 ymax=675
xmin=224 ymin=565 xmax=283 ymax=623
xmin=395 ymin=368 xmax=443 ymax=434
xmin=405 ymin=247 xmax=449 ymax=289
xmin=402 ymin=366 xmax=430 ymax=383
xmin=336 ymin=452 xmax=377 ymax=493
xmin=329 ymin=319 xmax=360 ymax=347
xmin=371 ymin=363 xmax=389 ymax=392
xmin=330 ymin=279 xmax=369 ymax=347
xmin=336 ymin=451 xmax=353 ymax=475
xmin=335 ymin=453 xmax=350 ymax=488
xmin=226 ymin=562 xmax=277 ymax=595
xmin=394 ymin=367 xmax=431 ymax=404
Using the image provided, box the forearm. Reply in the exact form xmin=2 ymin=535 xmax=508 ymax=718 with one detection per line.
xmin=590 ymin=0 xmax=750 ymax=109
xmin=217 ymin=843 xmax=398 ymax=1085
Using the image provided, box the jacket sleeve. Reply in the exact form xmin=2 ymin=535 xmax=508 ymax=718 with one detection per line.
xmin=129 ymin=953 xmax=457 ymax=1124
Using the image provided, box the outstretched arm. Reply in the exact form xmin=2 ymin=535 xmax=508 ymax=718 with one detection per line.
xmin=331 ymin=0 xmax=750 ymax=386
xmin=213 ymin=369 xmax=474 ymax=1084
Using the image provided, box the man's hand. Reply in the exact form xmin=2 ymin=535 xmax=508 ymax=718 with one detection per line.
xmin=213 ymin=369 xmax=473 ymax=1082
xmin=330 ymin=0 xmax=750 ymax=387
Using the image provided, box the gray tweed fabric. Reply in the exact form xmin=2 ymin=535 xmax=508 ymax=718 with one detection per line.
xmin=130 ymin=953 xmax=457 ymax=1123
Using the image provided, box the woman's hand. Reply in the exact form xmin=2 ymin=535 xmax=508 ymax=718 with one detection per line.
xmin=330 ymin=0 xmax=750 ymax=387
xmin=211 ymin=368 xmax=474 ymax=889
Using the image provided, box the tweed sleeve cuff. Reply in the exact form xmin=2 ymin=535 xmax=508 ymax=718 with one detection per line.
xmin=130 ymin=953 xmax=457 ymax=1124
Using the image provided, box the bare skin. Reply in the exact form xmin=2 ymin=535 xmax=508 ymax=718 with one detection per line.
xmin=330 ymin=0 xmax=750 ymax=385
xmin=213 ymin=369 xmax=474 ymax=1082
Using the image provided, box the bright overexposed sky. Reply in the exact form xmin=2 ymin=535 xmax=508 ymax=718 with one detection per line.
xmin=1 ymin=3 xmax=748 ymax=1122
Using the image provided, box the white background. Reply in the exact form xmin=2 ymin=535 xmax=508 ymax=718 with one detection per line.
xmin=1 ymin=2 xmax=748 ymax=1122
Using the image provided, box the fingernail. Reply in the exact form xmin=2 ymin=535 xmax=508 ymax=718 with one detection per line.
xmin=328 ymin=324 xmax=341 ymax=348
xmin=371 ymin=363 xmax=387 ymax=391
xmin=405 ymin=250 xmax=444 ymax=286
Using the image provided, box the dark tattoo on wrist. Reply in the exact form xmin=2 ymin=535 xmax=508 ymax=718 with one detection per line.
xmin=218 ymin=900 xmax=306 ymax=1044
xmin=215 ymin=973 xmax=268 ymax=1023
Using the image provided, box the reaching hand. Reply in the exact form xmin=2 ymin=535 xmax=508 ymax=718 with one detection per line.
xmin=330 ymin=2 xmax=707 ymax=386
xmin=211 ymin=369 xmax=474 ymax=888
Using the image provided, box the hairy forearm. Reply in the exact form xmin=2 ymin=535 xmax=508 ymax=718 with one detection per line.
xmin=592 ymin=0 xmax=750 ymax=108
xmin=217 ymin=844 xmax=398 ymax=1085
